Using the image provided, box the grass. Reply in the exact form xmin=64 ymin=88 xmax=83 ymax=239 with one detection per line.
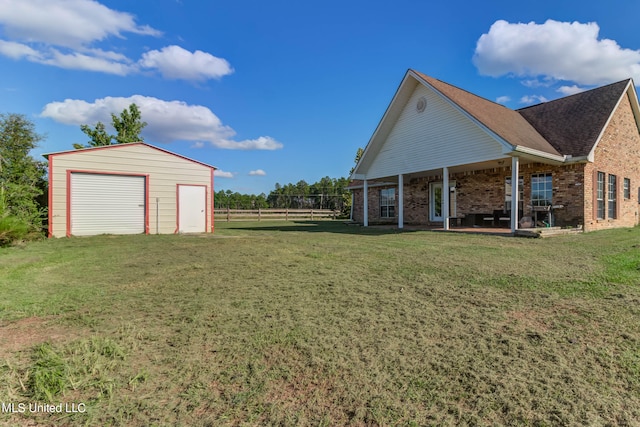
xmin=0 ymin=221 xmax=639 ymax=426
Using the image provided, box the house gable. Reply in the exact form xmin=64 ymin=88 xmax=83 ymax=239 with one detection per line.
xmin=355 ymin=71 xmax=511 ymax=180
xmin=370 ymin=82 xmax=509 ymax=179
xmin=353 ymin=70 xmax=569 ymax=181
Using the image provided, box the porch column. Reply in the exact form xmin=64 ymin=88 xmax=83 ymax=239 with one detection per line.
xmin=511 ymin=156 xmax=519 ymax=232
xmin=398 ymin=174 xmax=404 ymax=229
xmin=443 ymin=166 xmax=450 ymax=230
xmin=363 ymin=179 xmax=369 ymax=227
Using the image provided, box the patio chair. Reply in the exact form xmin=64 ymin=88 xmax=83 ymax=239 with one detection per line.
xmin=482 ymin=213 xmax=495 ymax=227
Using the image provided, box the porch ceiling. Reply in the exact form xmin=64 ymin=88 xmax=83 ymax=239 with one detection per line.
xmin=370 ymin=155 xmax=557 ymax=183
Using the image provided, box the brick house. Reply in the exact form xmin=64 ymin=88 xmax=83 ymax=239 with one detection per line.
xmin=349 ymin=69 xmax=640 ymax=232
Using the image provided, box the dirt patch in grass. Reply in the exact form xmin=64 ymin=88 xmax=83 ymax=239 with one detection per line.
xmin=0 ymin=316 xmax=81 ymax=358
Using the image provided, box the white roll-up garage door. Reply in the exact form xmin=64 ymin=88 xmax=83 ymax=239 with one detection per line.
xmin=70 ymin=173 xmax=146 ymax=236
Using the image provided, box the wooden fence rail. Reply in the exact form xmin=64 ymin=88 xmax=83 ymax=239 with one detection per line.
xmin=213 ymin=208 xmax=340 ymax=222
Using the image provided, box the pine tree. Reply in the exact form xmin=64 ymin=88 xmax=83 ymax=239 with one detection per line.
xmin=75 ymin=104 xmax=147 ymax=149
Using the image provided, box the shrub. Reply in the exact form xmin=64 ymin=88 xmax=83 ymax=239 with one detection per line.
xmin=0 ymin=212 xmax=31 ymax=246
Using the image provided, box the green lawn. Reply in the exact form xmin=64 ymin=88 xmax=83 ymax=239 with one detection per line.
xmin=1 ymin=221 xmax=639 ymax=426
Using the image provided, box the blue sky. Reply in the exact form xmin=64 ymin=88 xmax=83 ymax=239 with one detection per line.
xmin=2 ymin=0 xmax=640 ymax=195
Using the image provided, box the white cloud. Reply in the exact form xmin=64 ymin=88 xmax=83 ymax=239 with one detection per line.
xmin=474 ymin=19 xmax=640 ymax=85
xmin=0 ymin=0 xmax=161 ymax=48
xmin=0 ymin=40 xmax=41 ymax=60
xmin=556 ymin=85 xmax=586 ymax=96
xmin=214 ymin=170 xmax=235 ymax=178
xmin=521 ymin=79 xmax=555 ymax=88
xmin=0 ymin=0 xmax=231 ymax=82
xmin=520 ymin=95 xmax=548 ymax=105
xmin=496 ymin=96 xmax=511 ymax=104
xmin=40 ymin=95 xmax=283 ymax=150
xmin=248 ymin=169 xmax=267 ymax=176
xmin=215 ymin=136 xmax=283 ymax=151
xmin=39 ymin=49 xmax=133 ymax=75
xmin=139 ymin=45 xmax=233 ymax=81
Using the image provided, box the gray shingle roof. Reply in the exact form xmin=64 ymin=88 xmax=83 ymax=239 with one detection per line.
xmin=517 ymin=80 xmax=631 ymax=157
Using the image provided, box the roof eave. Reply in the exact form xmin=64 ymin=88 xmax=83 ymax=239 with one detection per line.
xmin=43 ymin=142 xmax=217 ymax=170
xmin=511 ymin=145 xmax=567 ymax=164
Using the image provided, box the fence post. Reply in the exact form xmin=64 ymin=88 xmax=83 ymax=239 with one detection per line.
xmin=226 ymin=207 xmax=230 ymax=222
xmin=286 ymin=209 xmax=289 ymax=221
xmin=333 ymin=210 xmax=337 ymax=220
xmin=311 ymin=209 xmax=314 ymax=220
xmin=258 ymin=208 xmax=261 ymax=222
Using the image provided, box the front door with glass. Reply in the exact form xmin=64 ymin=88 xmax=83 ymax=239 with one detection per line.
xmin=429 ymin=182 xmax=456 ymax=222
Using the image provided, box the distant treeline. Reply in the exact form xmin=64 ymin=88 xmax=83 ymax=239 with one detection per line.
xmin=215 ymin=176 xmax=351 ymax=213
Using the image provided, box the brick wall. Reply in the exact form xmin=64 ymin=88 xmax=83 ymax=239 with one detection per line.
xmin=583 ymin=92 xmax=640 ymax=231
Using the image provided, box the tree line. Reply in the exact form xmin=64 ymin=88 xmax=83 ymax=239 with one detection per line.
xmin=216 ymin=148 xmax=363 ymax=214
xmin=215 ymin=176 xmax=352 ymax=214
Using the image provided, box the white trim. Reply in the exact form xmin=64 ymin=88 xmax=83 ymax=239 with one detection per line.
xmin=511 ymin=156 xmax=519 ymax=233
xmin=443 ymin=167 xmax=450 ymax=230
xmin=398 ymin=174 xmax=404 ymax=229
xmin=511 ymin=145 xmax=567 ymax=163
xmin=429 ymin=180 xmax=457 ymax=223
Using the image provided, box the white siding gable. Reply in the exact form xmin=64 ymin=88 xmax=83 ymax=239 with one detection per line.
xmin=365 ymin=83 xmax=506 ymax=179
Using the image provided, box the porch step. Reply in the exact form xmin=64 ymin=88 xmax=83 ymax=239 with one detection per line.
xmin=515 ymin=227 xmax=583 ymax=238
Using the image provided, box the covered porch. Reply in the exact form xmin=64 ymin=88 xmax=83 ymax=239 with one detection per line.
xmin=352 ymin=154 xmax=578 ymax=233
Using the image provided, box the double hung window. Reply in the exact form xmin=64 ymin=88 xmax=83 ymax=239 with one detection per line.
xmin=596 ymin=172 xmax=605 ymax=220
xmin=608 ymin=175 xmax=617 ymax=219
xmin=624 ymin=178 xmax=631 ymax=200
xmin=380 ymin=188 xmax=395 ymax=218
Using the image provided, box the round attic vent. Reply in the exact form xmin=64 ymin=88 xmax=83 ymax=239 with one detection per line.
xmin=416 ymin=96 xmax=427 ymax=113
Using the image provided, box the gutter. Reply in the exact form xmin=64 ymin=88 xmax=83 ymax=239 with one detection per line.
xmin=512 ymin=145 xmax=567 ymax=163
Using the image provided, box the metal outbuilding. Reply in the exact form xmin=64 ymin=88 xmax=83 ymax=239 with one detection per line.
xmin=44 ymin=142 xmax=216 ymax=237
